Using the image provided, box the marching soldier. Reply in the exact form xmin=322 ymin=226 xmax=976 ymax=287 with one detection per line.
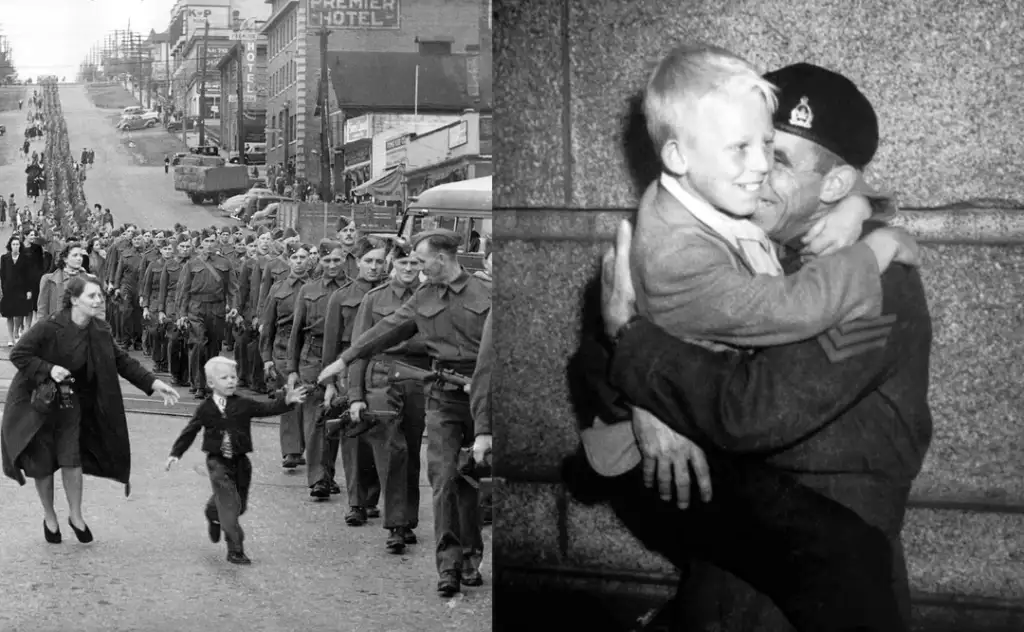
xmin=174 ymin=230 xmax=238 ymax=399
xmin=254 ymin=229 xmax=296 ymax=320
xmin=286 ymin=240 xmax=349 ymax=499
xmin=112 ymin=232 xmax=147 ymax=350
xmin=141 ymin=236 xmax=176 ymax=372
xmin=334 ymin=216 xmax=360 ymax=280
xmin=237 ymin=231 xmax=274 ymax=394
xmin=321 ymin=236 xmax=389 ymax=523
xmin=470 ymin=310 xmax=494 ymax=526
xmin=260 ymin=241 xmax=312 ymax=469
xmin=318 ymin=229 xmax=491 ymax=597
xmin=158 ymin=236 xmax=193 ymax=387
xmin=345 ymin=239 xmax=430 ymax=552
xmin=139 ymin=230 xmax=165 ymax=355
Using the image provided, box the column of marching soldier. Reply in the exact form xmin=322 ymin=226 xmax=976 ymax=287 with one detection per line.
xmin=91 ymin=213 xmax=493 ymax=597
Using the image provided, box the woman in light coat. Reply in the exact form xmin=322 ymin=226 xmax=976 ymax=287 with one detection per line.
xmin=37 ymin=244 xmax=87 ymax=321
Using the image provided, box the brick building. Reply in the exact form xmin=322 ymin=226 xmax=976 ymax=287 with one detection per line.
xmin=261 ymin=0 xmax=487 ymax=189
xmin=216 ymin=32 xmax=269 ymax=152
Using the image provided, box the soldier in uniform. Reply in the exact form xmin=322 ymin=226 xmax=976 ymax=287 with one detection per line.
xmin=286 ymin=241 xmax=349 ymax=499
xmin=139 ymin=230 xmax=166 ymax=356
xmin=174 ymin=230 xmax=238 ymax=399
xmin=470 ymin=309 xmax=493 ymax=526
xmin=319 ymin=229 xmax=491 ymax=597
xmin=255 ymin=230 xmax=295 ymax=321
xmin=346 ymin=239 xmax=429 ymax=552
xmin=321 ymin=236 xmax=389 ymax=523
xmin=334 ymin=216 xmax=360 ymax=280
xmin=141 ymin=236 xmax=176 ymax=372
xmin=159 ymin=236 xmax=193 ymax=387
xmin=103 ymin=226 xmax=131 ymax=341
xmin=112 ymin=232 xmax=147 ymax=349
xmin=234 ymin=233 xmax=268 ymax=392
xmin=242 ymin=231 xmax=274 ymax=394
xmin=260 ymin=241 xmax=312 ymax=469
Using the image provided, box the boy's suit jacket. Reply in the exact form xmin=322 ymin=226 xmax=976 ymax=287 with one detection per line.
xmin=170 ymin=395 xmax=292 ymax=458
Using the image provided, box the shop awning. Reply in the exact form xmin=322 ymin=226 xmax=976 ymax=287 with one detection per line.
xmin=351 ymin=166 xmax=405 ymax=201
xmin=409 ymin=176 xmax=492 ymax=213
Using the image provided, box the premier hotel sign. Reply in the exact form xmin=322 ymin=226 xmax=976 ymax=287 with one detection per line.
xmin=308 ymin=0 xmax=401 ymax=30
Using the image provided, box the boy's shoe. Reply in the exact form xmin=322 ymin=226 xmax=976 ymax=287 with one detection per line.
xmin=437 ymin=570 xmax=460 ymax=597
xmin=366 ymin=506 xmax=380 ymax=518
xmin=282 ymin=454 xmax=301 ymax=469
xmin=402 ymin=528 xmax=417 ymax=545
xmin=226 ymin=551 xmax=251 ymax=565
xmin=385 ymin=528 xmax=406 ymax=553
xmin=345 ymin=507 xmax=367 ymax=526
xmin=329 ymin=481 xmax=341 ymax=495
xmin=461 ymin=568 xmax=484 ymax=587
xmin=207 ymin=517 xmax=221 ymax=543
xmin=309 ymin=481 xmax=331 ymax=499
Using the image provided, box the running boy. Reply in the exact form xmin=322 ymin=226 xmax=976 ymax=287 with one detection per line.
xmin=166 ymin=356 xmax=308 ymax=564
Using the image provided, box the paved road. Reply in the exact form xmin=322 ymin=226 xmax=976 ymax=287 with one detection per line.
xmin=0 ymin=87 xmax=491 ymax=632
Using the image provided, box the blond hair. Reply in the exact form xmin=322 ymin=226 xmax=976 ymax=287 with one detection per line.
xmin=204 ymin=356 xmax=238 ymax=378
xmin=644 ymin=44 xmax=778 ymax=152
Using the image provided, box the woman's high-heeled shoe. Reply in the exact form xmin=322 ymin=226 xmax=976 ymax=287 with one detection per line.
xmin=43 ymin=520 xmax=61 ymax=544
xmin=67 ymin=518 xmax=93 ymax=543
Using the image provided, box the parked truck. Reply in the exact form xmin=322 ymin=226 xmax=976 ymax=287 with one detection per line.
xmin=173 ymin=155 xmax=253 ymax=205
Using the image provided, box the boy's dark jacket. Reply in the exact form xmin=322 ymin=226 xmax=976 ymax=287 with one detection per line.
xmin=170 ymin=394 xmax=292 ymax=458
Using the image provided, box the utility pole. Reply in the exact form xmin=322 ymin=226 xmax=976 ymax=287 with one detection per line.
xmin=198 ymin=19 xmax=210 ymax=146
xmin=318 ymin=27 xmax=331 ymax=201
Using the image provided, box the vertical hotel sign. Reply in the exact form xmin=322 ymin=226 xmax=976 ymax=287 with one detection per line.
xmin=229 ymin=19 xmax=260 ymax=103
xmin=307 ymin=0 xmax=401 ymax=29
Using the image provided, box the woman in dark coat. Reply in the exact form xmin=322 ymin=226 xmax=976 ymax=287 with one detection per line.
xmin=0 ymin=274 xmax=181 ymax=543
xmin=21 ymin=227 xmax=48 ymax=323
xmin=1 ymin=233 xmax=37 ymax=344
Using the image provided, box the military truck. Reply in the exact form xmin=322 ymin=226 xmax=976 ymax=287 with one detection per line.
xmin=172 ymin=154 xmax=253 ymax=205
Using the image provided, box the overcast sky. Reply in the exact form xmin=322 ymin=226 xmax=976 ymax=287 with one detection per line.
xmin=0 ymin=0 xmax=175 ymax=80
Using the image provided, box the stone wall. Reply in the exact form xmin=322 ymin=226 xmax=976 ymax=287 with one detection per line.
xmin=492 ymin=0 xmax=1024 ymax=621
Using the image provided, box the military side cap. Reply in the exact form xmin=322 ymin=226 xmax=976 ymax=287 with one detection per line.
xmin=765 ymin=63 xmax=878 ymax=169
xmin=411 ymin=228 xmax=462 ymax=250
xmin=283 ymin=227 xmax=299 ymax=239
xmin=271 ymin=228 xmax=284 ymax=240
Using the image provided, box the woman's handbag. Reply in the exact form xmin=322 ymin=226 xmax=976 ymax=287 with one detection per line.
xmin=30 ymin=379 xmax=59 ymax=413
xmin=30 ymin=378 xmax=75 ymax=414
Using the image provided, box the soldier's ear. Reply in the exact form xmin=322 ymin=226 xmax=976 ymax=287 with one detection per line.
xmin=818 ymin=165 xmax=859 ymax=204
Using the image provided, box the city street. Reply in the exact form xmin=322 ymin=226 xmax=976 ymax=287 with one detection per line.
xmin=0 ymin=86 xmax=491 ymax=632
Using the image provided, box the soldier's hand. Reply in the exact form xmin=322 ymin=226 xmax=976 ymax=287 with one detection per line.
xmin=317 ymin=358 xmax=345 ymax=384
xmin=472 ymin=434 xmax=492 ymax=465
xmin=263 ymin=361 xmax=276 ymax=378
xmin=138 ymin=297 xmax=145 ymax=307
xmin=324 ymin=384 xmax=337 ymax=405
xmin=258 ymin=324 xmax=264 ymax=335
xmin=463 ymin=381 xmax=472 ymax=394
xmin=631 ymin=406 xmax=712 ymax=509
xmin=349 ymin=401 xmax=366 ymax=422
xmin=287 ymin=372 xmax=299 ymax=390
xmin=114 ymin=289 xmax=121 ymax=299
xmin=165 ymin=456 xmax=178 ymax=471
xmin=601 ymin=220 xmax=638 ymax=340
xmin=227 ymin=308 xmax=238 ymax=319
xmin=142 ymin=308 xmax=150 ymax=320
xmin=158 ymin=311 xmax=166 ymax=324
xmin=176 ymin=317 xmax=188 ymax=328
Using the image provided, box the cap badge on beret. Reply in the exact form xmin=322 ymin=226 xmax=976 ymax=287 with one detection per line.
xmin=789 ymin=96 xmax=814 ymax=130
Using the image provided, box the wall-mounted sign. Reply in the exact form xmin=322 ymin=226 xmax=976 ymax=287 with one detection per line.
xmin=186 ymin=7 xmax=231 ymax=33
xmin=448 ymin=121 xmax=468 ymax=149
xmin=345 ymin=115 xmax=370 ymax=143
xmin=307 ymin=0 xmax=401 ymax=30
xmin=385 ymin=134 xmax=409 ymax=151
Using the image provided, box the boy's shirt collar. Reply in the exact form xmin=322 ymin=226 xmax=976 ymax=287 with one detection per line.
xmin=658 ymin=173 xmax=782 ymax=275
xmin=659 ymin=173 xmax=767 ymax=250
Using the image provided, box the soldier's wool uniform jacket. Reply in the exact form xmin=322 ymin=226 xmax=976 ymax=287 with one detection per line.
xmin=255 ymin=256 xmax=291 ymax=320
xmin=259 ymin=273 xmax=307 ymax=369
xmin=345 ymin=278 xmax=430 ymax=403
xmin=140 ymin=257 xmax=171 ymax=310
xmin=339 ymin=269 xmax=490 ymax=375
xmin=237 ymin=252 xmax=270 ymax=321
xmin=156 ymin=256 xmax=187 ymax=319
xmin=321 ymin=277 xmax=379 ymax=375
xmin=470 ymin=310 xmax=493 ymax=436
xmin=286 ymin=274 xmax=347 ymax=381
xmin=592 ymin=247 xmax=933 ymax=631
xmin=113 ymin=247 xmax=145 ymax=296
xmin=174 ymin=253 xmax=237 ymax=316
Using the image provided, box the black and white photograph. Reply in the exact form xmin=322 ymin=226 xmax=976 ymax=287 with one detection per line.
xmin=0 ymin=0 xmax=492 ymax=630
xmin=494 ymin=1 xmax=1024 ymax=631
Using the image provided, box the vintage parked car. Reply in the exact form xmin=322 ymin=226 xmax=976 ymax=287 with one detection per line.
xmin=118 ymin=116 xmax=157 ymax=131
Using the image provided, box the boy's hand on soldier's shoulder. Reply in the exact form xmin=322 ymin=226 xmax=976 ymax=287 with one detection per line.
xmin=802 ymin=194 xmax=872 ymax=256
xmin=165 ymin=456 xmax=178 ymax=471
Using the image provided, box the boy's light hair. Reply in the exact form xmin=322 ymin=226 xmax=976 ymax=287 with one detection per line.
xmin=644 ymin=44 xmax=778 ymax=152
xmin=204 ymin=356 xmax=237 ymax=379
